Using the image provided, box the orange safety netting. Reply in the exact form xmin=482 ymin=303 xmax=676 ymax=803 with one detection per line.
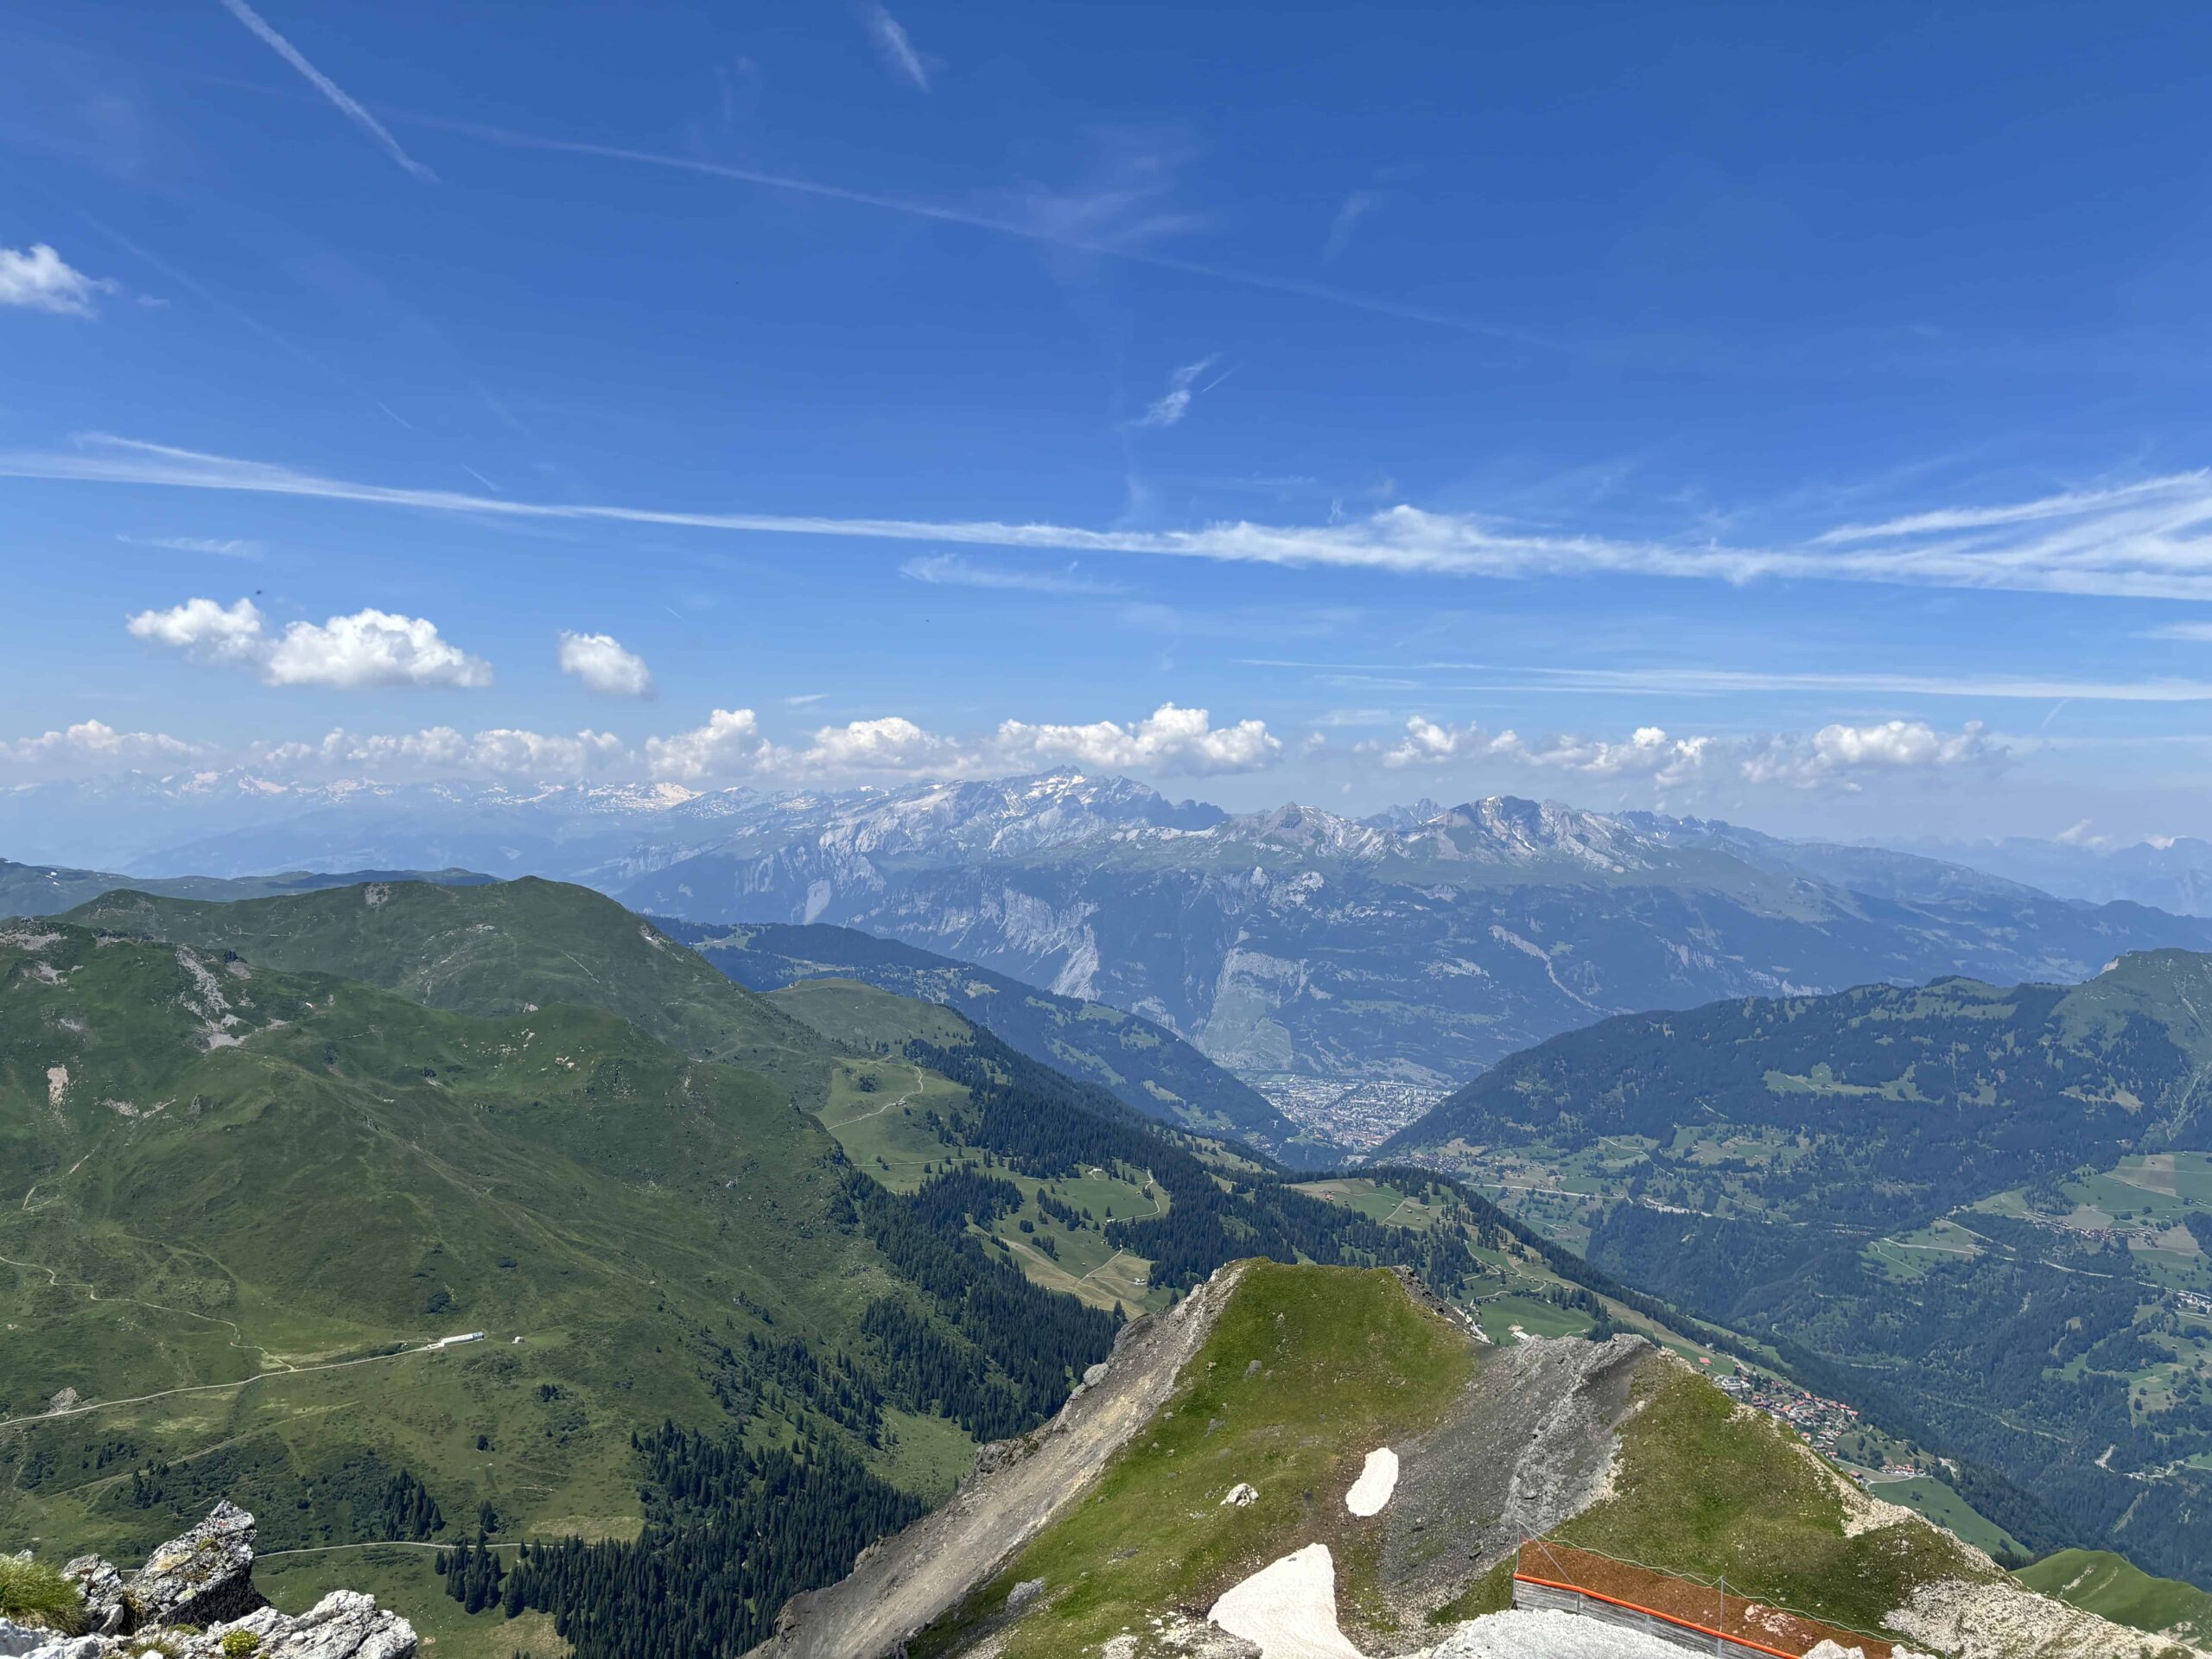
xmin=1513 ymin=1539 xmax=1895 ymax=1659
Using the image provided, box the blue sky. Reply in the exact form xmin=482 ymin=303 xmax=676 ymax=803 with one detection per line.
xmin=5 ymin=0 xmax=2212 ymax=842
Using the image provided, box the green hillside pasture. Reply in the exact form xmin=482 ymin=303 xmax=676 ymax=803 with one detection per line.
xmin=64 ymin=879 xmax=838 ymax=1108
xmin=1288 ymin=1177 xmax=1444 ymax=1231
xmin=0 ymin=932 xmax=938 ymax=1628
xmin=1872 ymin=1475 xmax=2024 ymax=1559
xmin=916 ymin=1263 xmax=1477 ymax=1659
xmin=2017 ymin=1548 xmax=2212 ymax=1647
xmin=1555 ymin=1359 xmax=1999 ymax=1641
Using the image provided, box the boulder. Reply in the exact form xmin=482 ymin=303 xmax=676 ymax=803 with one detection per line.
xmin=126 ymin=1502 xmax=262 ymax=1629
xmin=15 ymin=1640 xmax=103 ymax=1659
xmin=191 ymin=1591 xmax=416 ymax=1659
xmin=0 ymin=1619 xmax=54 ymax=1659
xmin=60 ymin=1558 xmax=126 ymax=1636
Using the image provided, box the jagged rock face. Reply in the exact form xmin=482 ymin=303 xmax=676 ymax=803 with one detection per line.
xmin=185 ymin=1590 xmax=417 ymax=1659
xmin=10 ymin=1506 xmax=415 ymax=1659
xmin=60 ymin=1556 xmax=124 ymax=1635
xmin=125 ymin=1499 xmax=262 ymax=1629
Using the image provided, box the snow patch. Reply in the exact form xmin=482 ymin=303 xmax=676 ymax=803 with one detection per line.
xmin=1344 ymin=1447 xmax=1398 ymax=1516
xmin=1208 ymin=1543 xmax=1365 ymax=1659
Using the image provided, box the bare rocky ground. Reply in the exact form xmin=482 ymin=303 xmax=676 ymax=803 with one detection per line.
xmin=1376 ymin=1331 xmax=1648 ymax=1623
xmin=747 ymin=1261 xmax=1254 ymax=1659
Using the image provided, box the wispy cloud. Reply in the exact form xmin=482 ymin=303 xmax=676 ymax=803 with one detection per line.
xmin=1324 ymin=190 xmax=1376 ymax=261
xmin=900 ymin=553 xmax=1123 ymax=594
xmin=2140 ymin=621 xmax=2212 ymax=643
xmin=1129 ymin=355 xmax=1225 ymax=429
xmin=17 ymin=435 xmax=2212 ymax=604
xmin=1244 ymin=659 xmax=2212 ymax=703
xmin=116 ymin=533 xmax=264 ymax=560
xmin=214 ymin=0 xmax=435 ymax=181
xmin=391 ymin=114 xmax=1537 ymax=345
xmin=862 ymin=3 xmax=932 ymax=91
xmin=0 ymin=245 xmax=117 ymax=317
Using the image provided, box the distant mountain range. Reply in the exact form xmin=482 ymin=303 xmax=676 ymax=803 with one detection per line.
xmin=1879 ymin=831 xmax=2212 ymax=918
xmin=617 ymin=779 xmax=2212 ymax=1084
xmin=15 ymin=768 xmax=2212 ymax=1084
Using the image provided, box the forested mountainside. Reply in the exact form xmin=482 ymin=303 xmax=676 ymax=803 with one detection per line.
xmin=6 ymin=877 xmax=1628 ymax=1659
xmin=659 ymin=915 xmax=1307 ymax=1152
xmin=1380 ymin=950 xmax=2212 ymax=1581
xmin=616 ymin=784 xmax=2212 ymax=1083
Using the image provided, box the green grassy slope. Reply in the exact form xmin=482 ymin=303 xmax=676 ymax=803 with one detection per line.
xmin=664 ymin=918 xmax=1309 ymax=1153
xmin=912 ymin=1262 xmax=2073 ymax=1659
xmin=64 ymin=879 xmax=836 ymax=1104
xmin=916 ymin=1263 xmax=1475 ymax=1658
xmin=0 ymin=924 xmax=900 ymax=1536
xmin=2018 ymin=1548 xmax=2212 ymax=1646
xmin=0 ymin=912 xmax=1103 ymax=1656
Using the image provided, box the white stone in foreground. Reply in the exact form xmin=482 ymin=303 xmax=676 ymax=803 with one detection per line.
xmin=1209 ymin=1543 xmax=1365 ymax=1659
xmin=1422 ymin=1608 xmax=1707 ymax=1659
xmin=1344 ymin=1446 xmax=1399 ymax=1516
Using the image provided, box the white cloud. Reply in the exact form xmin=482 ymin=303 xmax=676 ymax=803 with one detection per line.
xmin=0 ymin=245 xmax=118 ymax=317
xmin=1366 ymin=714 xmax=2000 ymax=794
xmin=1739 ymin=719 xmax=1999 ymax=785
xmin=1368 ymin=715 xmax=1521 ymax=769
xmin=557 ymin=631 xmax=655 ymax=696
xmin=299 ymin=726 xmax=627 ymax=777
xmin=993 ymin=702 xmax=1281 ymax=775
xmin=0 ymin=719 xmax=200 ymax=767
xmin=798 ymin=715 xmax=962 ymax=772
xmin=215 ymin=0 xmax=436 ymax=180
xmin=1130 ymin=356 xmax=1222 ymax=429
xmin=646 ymin=700 xmax=1281 ymax=782
xmin=2142 ymin=621 xmax=2212 ymax=642
xmin=645 ymin=708 xmax=777 ymax=781
xmin=29 ymin=434 xmax=2212 ymax=601
xmin=862 ymin=3 xmax=932 ymax=90
xmin=125 ymin=595 xmax=493 ymax=689
xmin=899 ymin=553 xmax=1122 ymax=594
xmin=1523 ymin=727 xmax=1715 ymax=788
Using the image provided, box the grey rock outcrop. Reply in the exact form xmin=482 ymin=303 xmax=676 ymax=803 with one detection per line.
xmin=6 ymin=1503 xmax=414 ymax=1659
xmin=187 ymin=1590 xmax=417 ymax=1659
xmin=125 ymin=1500 xmax=261 ymax=1628
xmin=60 ymin=1557 xmax=124 ymax=1636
